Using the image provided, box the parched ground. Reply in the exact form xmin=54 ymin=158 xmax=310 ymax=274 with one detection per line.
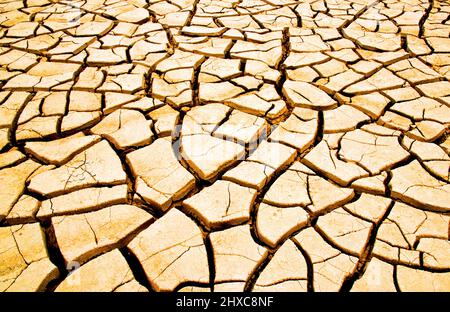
xmin=0 ymin=0 xmax=449 ymax=292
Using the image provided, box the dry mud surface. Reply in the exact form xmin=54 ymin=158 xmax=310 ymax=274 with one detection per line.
xmin=0 ymin=0 xmax=449 ymax=292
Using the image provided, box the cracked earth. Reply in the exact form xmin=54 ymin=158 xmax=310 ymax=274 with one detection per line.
xmin=0 ymin=0 xmax=449 ymax=292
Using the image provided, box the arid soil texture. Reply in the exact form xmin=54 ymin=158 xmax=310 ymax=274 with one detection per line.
xmin=0 ymin=0 xmax=449 ymax=292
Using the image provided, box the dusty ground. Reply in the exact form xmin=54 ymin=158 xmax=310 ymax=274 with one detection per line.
xmin=0 ymin=0 xmax=449 ymax=292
